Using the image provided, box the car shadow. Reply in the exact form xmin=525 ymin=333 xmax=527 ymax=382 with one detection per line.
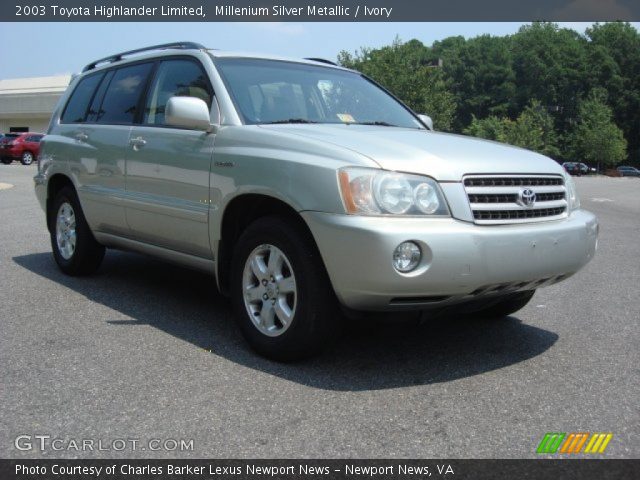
xmin=13 ymin=251 xmax=558 ymax=391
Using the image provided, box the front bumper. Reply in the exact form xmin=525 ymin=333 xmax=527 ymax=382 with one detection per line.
xmin=302 ymin=210 xmax=598 ymax=310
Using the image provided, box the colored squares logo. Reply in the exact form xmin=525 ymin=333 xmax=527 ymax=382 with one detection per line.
xmin=537 ymin=433 xmax=613 ymax=454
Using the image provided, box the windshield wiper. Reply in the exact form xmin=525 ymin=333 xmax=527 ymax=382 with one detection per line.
xmin=352 ymin=121 xmax=399 ymax=127
xmin=263 ymin=118 xmax=317 ymax=124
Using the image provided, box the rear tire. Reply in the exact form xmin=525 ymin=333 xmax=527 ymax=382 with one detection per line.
xmin=230 ymin=216 xmax=339 ymax=361
xmin=477 ymin=290 xmax=536 ymax=318
xmin=21 ymin=151 xmax=34 ymax=165
xmin=50 ymin=186 xmax=105 ymax=276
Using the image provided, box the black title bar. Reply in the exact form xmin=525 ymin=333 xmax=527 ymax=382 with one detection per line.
xmin=1 ymin=459 xmax=639 ymax=480
xmin=5 ymin=0 xmax=640 ymax=22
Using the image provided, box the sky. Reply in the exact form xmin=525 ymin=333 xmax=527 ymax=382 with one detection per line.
xmin=0 ymin=21 xmax=639 ymax=79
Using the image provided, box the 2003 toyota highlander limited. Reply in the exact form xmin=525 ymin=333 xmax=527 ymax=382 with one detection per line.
xmin=35 ymin=42 xmax=598 ymax=360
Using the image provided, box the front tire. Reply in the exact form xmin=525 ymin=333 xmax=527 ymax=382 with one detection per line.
xmin=477 ymin=290 xmax=536 ymax=318
xmin=230 ymin=216 xmax=338 ymax=361
xmin=21 ymin=151 xmax=34 ymax=165
xmin=50 ymin=186 xmax=105 ymax=276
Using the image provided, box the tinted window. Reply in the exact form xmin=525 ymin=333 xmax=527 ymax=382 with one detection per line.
xmin=144 ymin=59 xmax=212 ymax=125
xmin=97 ymin=63 xmax=153 ymax=125
xmin=86 ymin=70 xmax=114 ymax=123
xmin=216 ymin=58 xmax=423 ymax=129
xmin=61 ymin=73 xmax=104 ymax=123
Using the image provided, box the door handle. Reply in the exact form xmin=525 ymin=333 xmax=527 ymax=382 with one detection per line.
xmin=129 ymin=136 xmax=147 ymax=150
xmin=74 ymin=132 xmax=88 ymax=142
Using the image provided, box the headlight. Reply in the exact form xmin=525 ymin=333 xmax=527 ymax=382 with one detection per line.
xmin=373 ymin=174 xmax=413 ymax=214
xmin=564 ymin=172 xmax=581 ymax=211
xmin=338 ymin=168 xmax=449 ymax=216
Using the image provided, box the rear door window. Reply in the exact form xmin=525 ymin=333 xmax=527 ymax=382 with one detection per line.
xmin=96 ymin=63 xmax=153 ymax=125
xmin=60 ymin=72 xmax=105 ymax=123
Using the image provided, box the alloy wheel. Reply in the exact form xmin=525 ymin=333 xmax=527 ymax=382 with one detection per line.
xmin=242 ymin=244 xmax=297 ymax=337
xmin=55 ymin=202 xmax=76 ymax=260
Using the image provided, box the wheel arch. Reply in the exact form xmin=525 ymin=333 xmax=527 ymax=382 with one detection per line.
xmin=46 ymin=174 xmax=75 ymax=232
xmin=216 ymin=193 xmax=320 ymax=295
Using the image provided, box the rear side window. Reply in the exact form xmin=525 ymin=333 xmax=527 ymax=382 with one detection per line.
xmin=97 ymin=63 xmax=153 ymax=125
xmin=86 ymin=70 xmax=114 ymax=123
xmin=61 ymin=73 xmax=104 ymax=123
xmin=144 ymin=59 xmax=212 ymax=125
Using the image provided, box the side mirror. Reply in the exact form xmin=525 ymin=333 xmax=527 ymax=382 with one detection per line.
xmin=418 ymin=114 xmax=434 ymax=131
xmin=165 ymin=96 xmax=215 ymax=132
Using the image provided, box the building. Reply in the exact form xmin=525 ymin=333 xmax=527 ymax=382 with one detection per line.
xmin=0 ymin=75 xmax=71 ymax=134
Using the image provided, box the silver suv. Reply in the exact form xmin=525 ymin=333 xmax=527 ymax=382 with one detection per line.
xmin=35 ymin=42 xmax=598 ymax=360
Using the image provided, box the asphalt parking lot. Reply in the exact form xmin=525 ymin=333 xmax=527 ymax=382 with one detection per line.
xmin=0 ymin=165 xmax=638 ymax=459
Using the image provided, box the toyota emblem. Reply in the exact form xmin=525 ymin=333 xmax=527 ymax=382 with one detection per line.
xmin=519 ymin=188 xmax=537 ymax=207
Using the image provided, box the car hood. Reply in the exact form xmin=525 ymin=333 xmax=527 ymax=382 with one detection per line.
xmin=259 ymin=124 xmax=565 ymax=181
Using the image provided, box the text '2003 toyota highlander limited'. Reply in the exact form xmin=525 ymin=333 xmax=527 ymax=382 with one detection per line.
xmin=35 ymin=42 xmax=598 ymax=360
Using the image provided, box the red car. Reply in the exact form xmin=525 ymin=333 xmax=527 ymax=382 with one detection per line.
xmin=1 ymin=132 xmax=44 ymax=165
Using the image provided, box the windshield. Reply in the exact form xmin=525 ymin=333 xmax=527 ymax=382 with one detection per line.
xmin=215 ymin=58 xmax=424 ymax=129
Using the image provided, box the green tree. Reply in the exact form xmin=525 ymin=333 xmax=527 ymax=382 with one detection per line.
xmin=509 ymin=100 xmax=561 ymax=158
xmin=434 ymin=34 xmax=516 ymax=130
xmin=338 ymin=23 xmax=639 ymax=164
xmin=464 ymin=101 xmax=560 ymax=158
xmin=464 ymin=115 xmax=509 ymax=143
xmin=586 ymin=22 xmax=640 ymax=163
xmin=338 ymin=38 xmax=457 ymax=130
xmin=568 ymin=90 xmax=627 ymax=167
xmin=511 ymin=22 xmax=590 ymax=128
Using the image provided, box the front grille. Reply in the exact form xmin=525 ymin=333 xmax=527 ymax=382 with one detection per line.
xmin=464 ymin=177 xmax=563 ymax=187
xmin=468 ymin=192 xmax=565 ymax=204
xmin=464 ymin=175 xmax=567 ymax=225
xmin=474 ymin=207 xmax=566 ymax=221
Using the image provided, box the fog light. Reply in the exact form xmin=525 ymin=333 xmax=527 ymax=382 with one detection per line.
xmin=393 ymin=241 xmax=421 ymax=272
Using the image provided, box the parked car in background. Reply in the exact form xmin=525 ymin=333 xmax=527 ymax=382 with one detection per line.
xmin=579 ymin=163 xmax=596 ymax=175
xmin=1 ymin=132 xmax=44 ymax=165
xmin=617 ymin=166 xmax=640 ymax=177
xmin=562 ymin=162 xmax=582 ymax=176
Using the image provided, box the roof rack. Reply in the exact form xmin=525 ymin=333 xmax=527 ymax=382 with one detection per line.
xmin=305 ymin=57 xmax=338 ymax=66
xmin=82 ymin=42 xmax=206 ymax=72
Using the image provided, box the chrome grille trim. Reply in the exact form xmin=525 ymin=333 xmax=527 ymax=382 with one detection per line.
xmin=463 ymin=174 xmax=567 ymax=225
xmin=464 ymin=177 xmax=563 ymax=187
